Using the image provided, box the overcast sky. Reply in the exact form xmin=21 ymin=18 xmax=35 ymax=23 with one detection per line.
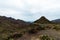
xmin=0 ymin=0 xmax=60 ymax=21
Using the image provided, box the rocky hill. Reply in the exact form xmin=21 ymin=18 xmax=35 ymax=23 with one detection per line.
xmin=34 ymin=16 xmax=51 ymax=24
xmin=0 ymin=16 xmax=31 ymax=40
xmin=0 ymin=16 xmax=60 ymax=40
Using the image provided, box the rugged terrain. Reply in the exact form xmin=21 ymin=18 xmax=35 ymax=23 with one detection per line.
xmin=0 ymin=16 xmax=60 ymax=40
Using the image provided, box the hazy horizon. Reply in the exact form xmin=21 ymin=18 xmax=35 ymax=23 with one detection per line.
xmin=0 ymin=0 xmax=60 ymax=21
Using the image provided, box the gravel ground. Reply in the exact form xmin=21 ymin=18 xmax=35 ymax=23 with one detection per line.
xmin=15 ymin=29 xmax=60 ymax=40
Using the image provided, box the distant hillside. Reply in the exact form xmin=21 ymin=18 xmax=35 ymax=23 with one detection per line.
xmin=34 ymin=16 xmax=51 ymax=24
xmin=0 ymin=16 xmax=30 ymax=31
xmin=52 ymin=19 xmax=60 ymax=23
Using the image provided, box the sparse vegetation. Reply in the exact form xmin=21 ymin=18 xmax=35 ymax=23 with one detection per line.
xmin=0 ymin=16 xmax=60 ymax=40
xmin=6 ymin=33 xmax=23 ymax=40
xmin=36 ymin=26 xmax=45 ymax=30
xmin=53 ymin=25 xmax=60 ymax=30
xmin=40 ymin=35 xmax=54 ymax=40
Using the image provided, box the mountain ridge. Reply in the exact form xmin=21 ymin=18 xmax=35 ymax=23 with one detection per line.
xmin=0 ymin=16 xmax=60 ymax=40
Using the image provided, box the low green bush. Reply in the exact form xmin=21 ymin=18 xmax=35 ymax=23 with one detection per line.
xmin=40 ymin=35 xmax=54 ymax=40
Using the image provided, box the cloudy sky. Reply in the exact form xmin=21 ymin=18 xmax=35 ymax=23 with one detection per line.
xmin=0 ymin=0 xmax=60 ymax=21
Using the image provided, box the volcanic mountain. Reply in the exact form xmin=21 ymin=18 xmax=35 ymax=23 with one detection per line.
xmin=34 ymin=16 xmax=51 ymax=24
